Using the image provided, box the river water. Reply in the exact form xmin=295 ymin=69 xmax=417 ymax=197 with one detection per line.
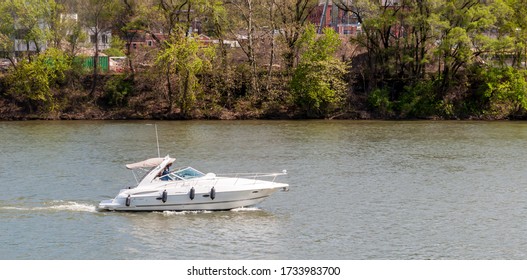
xmin=1 ymin=120 xmax=527 ymax=259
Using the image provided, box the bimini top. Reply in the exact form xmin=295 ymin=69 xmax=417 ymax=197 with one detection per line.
xmin=125 ymin=157 xmax=176 ymax=170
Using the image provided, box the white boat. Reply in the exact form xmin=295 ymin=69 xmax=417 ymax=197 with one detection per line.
xmin=98 ymin=156 xmax=288 ymax=211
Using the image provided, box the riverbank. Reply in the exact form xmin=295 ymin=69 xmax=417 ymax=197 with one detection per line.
xmin=2 ymin=68 xmax=527 ymax=121
xmin=1 ymin=94 xmax=523 ymax=121
xmin=0 ymin=97 xmax=523 ymax=121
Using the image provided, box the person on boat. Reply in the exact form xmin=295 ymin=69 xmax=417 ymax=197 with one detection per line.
xmin=160 ymin=164 xmax=171 ymax=181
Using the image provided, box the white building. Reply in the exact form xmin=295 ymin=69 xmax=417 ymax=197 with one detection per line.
xmin=86 ymin=29 xmax=111 ymax=51
xmin=14 ymin=22 xmax=48 ymax=54
xmin=12 ymin=13 xmax=112 ymax=56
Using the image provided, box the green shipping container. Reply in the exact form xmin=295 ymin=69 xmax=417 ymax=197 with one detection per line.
xmin=82 ymin=56 xmax=109 ymax=72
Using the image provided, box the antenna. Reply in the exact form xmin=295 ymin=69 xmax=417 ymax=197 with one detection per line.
xmin=155 ymin=123 xmax=160 ymax=157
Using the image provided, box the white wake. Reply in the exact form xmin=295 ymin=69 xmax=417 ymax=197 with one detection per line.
xmin=1 ymin=200 xmax=97 ymax=213
xmin=230 ymin=207 xmax=261 ymax=212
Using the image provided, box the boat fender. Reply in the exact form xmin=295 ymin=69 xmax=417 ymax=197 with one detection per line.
xmin=210 ymin=187 xmax=216 ymax=200
xmin=126 ymin=195 xmax=131 ymax=207
xmin=162 ymin=190 xmax=168 ymax=203
xmin=189 ymin=187 xmax=195 ymax=200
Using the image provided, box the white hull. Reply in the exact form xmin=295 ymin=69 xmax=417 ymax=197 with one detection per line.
xmin=99 ymin=182 xmax=287 ymax=211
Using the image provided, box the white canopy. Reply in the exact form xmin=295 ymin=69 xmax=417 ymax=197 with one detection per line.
xmin=126 ymin=157 xmax=176 ymax=170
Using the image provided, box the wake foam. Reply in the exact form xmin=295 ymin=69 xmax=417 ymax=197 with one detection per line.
xmin=161 ymin=210 xmax=213 ymax=216
xmin=47 ymin=201 xmax=97 ymax=213
xmin=158 ymin=207 xmax=261 ymax=216
xmin=0 ymin=200 xmax=97 ymax=213
xmin=230 ymin=207 xmax=261 ymax=212
xmin=157 ymin=207 xmax=262 ymax=216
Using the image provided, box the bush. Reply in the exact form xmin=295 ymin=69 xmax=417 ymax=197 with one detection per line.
xmin=101 ymin=75 xmax=132 ymax=107
xmin=5 ymin=48 xmax=71 ymax=112
xmin=475 ymin=67 xmax=527 ymax=118
xmin=367 ymin=87 xmax=393 ymax=116
xmin=398 ymin=80 xmax=439 ymax=118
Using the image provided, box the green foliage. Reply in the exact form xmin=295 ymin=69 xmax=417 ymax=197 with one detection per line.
xmin=398 ymin=80 xmax=440 ymax=118
xmin=368 ymin=80 xmax=444 ymax=119
xmin=200 ymin=0 xmax=228 ymax=37
xmin=6 ymin=48 xmax=71 ymax=112
xmin=3 ymin=0 xmax=56 ymax=57
xmin=155 ymin=34 xmax=215 ymax=116
xmin=0 ymin=2 xmax=15 ymax=57
xmin=476 ymin=67 xmax=527 ymax=117
xmin=273 ymin=0 xmax=319 ymax=71
xmin=0 ymin=33 xmax=13 ymax=57
xmin=291 ymin=26 xmax=349 ymax=118
xmin=103 ymin=37 xmax=126 ymax=57
xmin=5 ymin=61 xmax=49 ymax=105
xmin=103 ymin=48 xmax=126 ymax=58
xmin=367 ymin=88 xmax=393 ymax=116
xmin=102 ymin=75 xmax=132 ymax=107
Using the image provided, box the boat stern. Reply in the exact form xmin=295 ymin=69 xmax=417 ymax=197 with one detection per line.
xmin=98 ymin=199 xmax=121 ymax=211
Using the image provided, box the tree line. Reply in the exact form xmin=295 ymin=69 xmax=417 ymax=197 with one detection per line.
xmin=0 ymin=0 xmax=526 ymax=120
xmin=341 ymin=0 xmax=527 ymax=119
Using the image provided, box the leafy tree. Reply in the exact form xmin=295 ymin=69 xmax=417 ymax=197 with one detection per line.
xmin=155 ymin=34 xmax=215 ymax=116
xmin=273 ymin=0 xmax=318 ymax=71
xmin=503 ymin=0 xmax=527 ymax=68
xmin=225 ymin=0 xmax=261 ymax=95
xmin=103 ymin=37 xmax=126 ymax=57
xmin=157 ymin=0 xmax=195 ymax=36
xmin=114 ymin=0 xmax=156 ymax=77
xmin=290 ymin=26 xmax=349 ymax=118
xmin=6 ymin=48 xmax=71 ymax=112
xmin=335 ymin=0 xmax=400 ymax=92
xmin=475 ymin=66 xmax=527 ymax=118
xmin=1 ymin=0 xmax=56 ymax=60
xmin=434 ymin=0 xmax=495 ymax=91
xmin=19 ymin=0 xmax=55 ymax=56
xmin=48 ymin=1 xmax=87 ymax=57
xmin=0 ymin=2 xmax=16 ymax=64
xmin=80 ymin=0 xmax=121 ymax=96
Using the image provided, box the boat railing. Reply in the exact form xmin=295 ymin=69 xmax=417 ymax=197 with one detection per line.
xmin=151 ymin=170 xmax=287 ymax=189
xmin=217 ymin=170 xmax=287 ymax=185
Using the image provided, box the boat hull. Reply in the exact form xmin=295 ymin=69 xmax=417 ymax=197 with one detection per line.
xmin=98 ymin=185 xmax=285 ymax=212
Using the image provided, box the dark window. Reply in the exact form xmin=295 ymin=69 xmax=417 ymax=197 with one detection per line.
xmin=15 ymin=29 xmax=29 ymax=40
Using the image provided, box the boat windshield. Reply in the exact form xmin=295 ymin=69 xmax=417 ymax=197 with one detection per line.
xmin=165 ymin=167 xmax=205 ymax=180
